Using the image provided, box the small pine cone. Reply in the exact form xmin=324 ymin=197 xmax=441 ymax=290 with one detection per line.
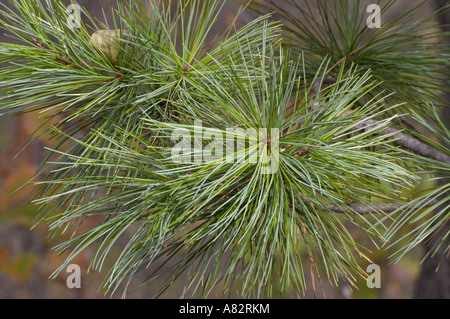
xmin=90 ymin=29 xmax=127 ymax=65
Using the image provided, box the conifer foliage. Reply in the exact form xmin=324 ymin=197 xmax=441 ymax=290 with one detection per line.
xmin=0 ymin=0 xmax=448 ymax=297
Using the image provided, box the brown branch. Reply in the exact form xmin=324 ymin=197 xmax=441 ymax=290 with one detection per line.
xmin=324 ymin=47 xmax=362 ymax=76
xmin=352 ymin=117 xmax=450 ymax=165
xmin=30 ymin=36 xmax=81 ymax=70
xmin=312 ymin=76 xmax=450 ymax=165
xmin=313 ymin=75 xmax=337 ymax=97
xmin=298 ymin=186 xmax=439 ymax=215
xmin=327 ymin=198 xmax=440 ymax=215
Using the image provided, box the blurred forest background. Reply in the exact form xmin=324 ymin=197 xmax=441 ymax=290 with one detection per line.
xmin=0 ymin=0 xmax=448 ymax=298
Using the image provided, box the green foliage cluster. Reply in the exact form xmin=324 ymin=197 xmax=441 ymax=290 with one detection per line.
xmin=0 ymin=0 xmax=448 ymax=298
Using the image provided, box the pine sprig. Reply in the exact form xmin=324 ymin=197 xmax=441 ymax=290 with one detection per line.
xmin=0 ymin=0 xmax=448 ymax=298
xmin=382 ymin=104 xmax=450 ymax=262
xmin=33 ymin=45 xmax=417 ymax=297
xmin=252 ymin=0 xmax=450 ymax=115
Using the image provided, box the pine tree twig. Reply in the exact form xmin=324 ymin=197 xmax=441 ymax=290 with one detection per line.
xmin=30 ymin=36 xmax=82 ymax=70
xmin=352 ymin=116 xmax=450 ymax=165
xmin=312 ymin=76 xmax=450 ymax=165
xmin=298 ymin=188 xmax=439 ymax=215
xmin=324 ymin=47 xmax=362 ymax=76
xmin=327 ymin=198 xmax=440 ymax=215
xmin=313 ymin=75 xmax=337 ymax=94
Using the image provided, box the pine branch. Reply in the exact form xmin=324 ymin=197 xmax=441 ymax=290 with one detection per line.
xmin=353 ymin=116 xmax=450 ymax=165
xmin=30 ymin=36 xmax=82 ymax=70
xmin=327 ymin=198 xmax=439 ymax=215
xmin=2 ymin=0 xmax=446 ymax=298
xmin=311 ymin=75 xmax=448 ymax=216
xmin=315 ymin=75 xmax=450 ymax=165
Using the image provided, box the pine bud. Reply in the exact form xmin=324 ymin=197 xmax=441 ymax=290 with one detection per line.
xmin=90 ymin=29 xmax=127 ymax=65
